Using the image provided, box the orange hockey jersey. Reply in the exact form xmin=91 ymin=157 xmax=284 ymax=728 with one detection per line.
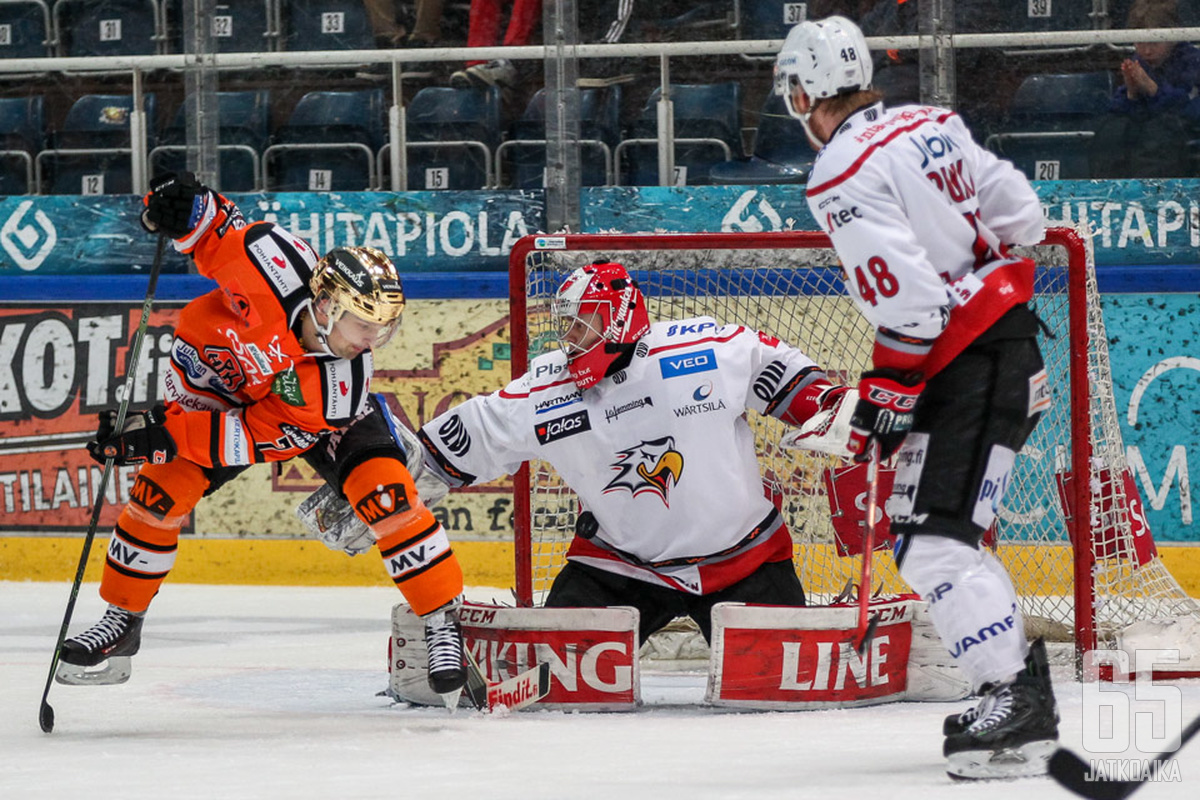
xmin=161 ymin=194 xmax=373 ymax=467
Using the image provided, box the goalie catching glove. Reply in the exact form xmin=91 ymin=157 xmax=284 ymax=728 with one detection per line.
xmin=87 ymin=405 xmax=177 ymax=466
xmin=779 ymin=384 xmax=855 ymax=457
xmin=847 ymin=369 xmax=924 ymax=462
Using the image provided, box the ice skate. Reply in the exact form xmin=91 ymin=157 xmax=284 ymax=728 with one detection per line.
xmin=424 ymin=602 xmax=467 ymax=708
xmin=56 ymin=605 xmax=144 ymax=686
xmin=943 ymin=639 xmax=1059 ymax=780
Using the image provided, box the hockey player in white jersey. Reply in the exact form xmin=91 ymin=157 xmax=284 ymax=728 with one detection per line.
xmin=419 ymin=262 xmax=851 ymax=644
xmin=775 ymin=16 xmax=1058 ymax=780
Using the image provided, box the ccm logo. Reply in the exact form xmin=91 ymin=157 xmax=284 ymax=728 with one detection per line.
xmin=865 ymin=386 xmax=918 ymax=412
xmin=535 ymin=410 xmax=591 ymax=445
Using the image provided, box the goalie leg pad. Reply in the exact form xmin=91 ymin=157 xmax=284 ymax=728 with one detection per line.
xmin=896 ymin=535 xmax=1027 ymax=690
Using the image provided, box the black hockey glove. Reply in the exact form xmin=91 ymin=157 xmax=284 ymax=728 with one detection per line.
xmin=87 ymin=404 xmax=177 ymax=466
xmin=140 ymin=171 xmax=208 ymax=239
xmin=847 ymin=369 xmax=925 ymax=463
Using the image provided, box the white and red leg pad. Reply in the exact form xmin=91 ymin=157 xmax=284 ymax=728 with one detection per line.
xmin=390 ymin=602 xmax=641 ymax=711
xmin=705 ymin=598 xmax=969 ymax=710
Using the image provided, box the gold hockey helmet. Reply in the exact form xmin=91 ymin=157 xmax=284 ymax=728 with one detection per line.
xmin=309 ymin=246 xmax=406 ymax=352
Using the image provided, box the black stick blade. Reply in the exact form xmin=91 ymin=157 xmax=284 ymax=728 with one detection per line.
xmin=39 ymin=701 xmax=54 ymax=733
xmin=1049 ymin=748 xmax=1137 ymax=800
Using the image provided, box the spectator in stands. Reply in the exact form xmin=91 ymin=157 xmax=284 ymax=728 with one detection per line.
xmin=449 ymin=0 xmax=542 ymax=92
xmin=364 ymin=0 xmax=444 ymax=47
xmin=1094 ymin=0 xmax=1200 ymax=177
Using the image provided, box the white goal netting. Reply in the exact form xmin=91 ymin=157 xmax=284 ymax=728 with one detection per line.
xmin=508 ymin=230 xmax=1200 ymax=665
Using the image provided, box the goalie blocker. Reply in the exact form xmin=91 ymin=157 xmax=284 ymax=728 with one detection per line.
xmin=390 ymin=599 xmax=965 ymax=710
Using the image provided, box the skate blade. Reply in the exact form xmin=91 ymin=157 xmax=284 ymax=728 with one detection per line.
xmin=55 ymin=656 xmax=132 ymax=686
xmin=947 ymin=739 xmax=1058 ymax=781
xmin=438 ymin=686 xmax=464 ymax=712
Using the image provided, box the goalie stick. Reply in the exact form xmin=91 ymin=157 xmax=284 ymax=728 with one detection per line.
xmin=1049 ymin=714 xmax=1200 ymax=800
xmin=463 ymin=648 xmax=551 ymax=713
xmin=38 ymin=234 xmax=168 ymax=733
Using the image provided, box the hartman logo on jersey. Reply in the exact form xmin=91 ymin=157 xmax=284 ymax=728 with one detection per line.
xmin=535 ymin=410 xmax=591 ymax=445
xmin=604 ymin=436 xmax=684 ymax=505
xmin=659 ymin=349 xmax=717 ymax=379
xmin=534 ymin=390 xmax=582 ymax=415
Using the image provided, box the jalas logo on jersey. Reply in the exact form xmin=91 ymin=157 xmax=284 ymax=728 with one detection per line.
xmin=603 ymin=437 xmax=685 ymax=506
xmin=535 ymin=410 xmax=591 ymax=445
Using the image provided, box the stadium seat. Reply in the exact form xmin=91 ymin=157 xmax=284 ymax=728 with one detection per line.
xmin=402 ymin=86 xmax=502 ymax=190
xmin=710 ymin=92 xmax=810 ymax=185
xmin=0 ymin=0 xmax=51 ymax=58
xmin=737 ymin=0 xmax=809 ymax=41
xmin=1006 ymin=0 xmax=1096 ymax=32
xmin=282 ymin=0 xmax=374 ymax=51
xmin=40 ymin=93 xmax=158 ymax=194
xmin=54 ymin=0 xmax=159 ymax=57
xmin=266 ymin=88 xmax=384 ymax=191
xmin=985 ymin=72 xmax=1113 ymax=180
xmin=152 ymin=90 xmax=270 ymax=192
xmin=620 ymin=83 xmax=744 ymax=186
xmin=500 ymin=87 xmax=621 ymax=189
xmin=163 ymin=0 xmax=273 ymax=53
xmin=0 ymin=95 xmax=43 ymax=194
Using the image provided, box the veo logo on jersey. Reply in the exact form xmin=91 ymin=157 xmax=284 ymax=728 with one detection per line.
xmin=535 ymin=409 xmax=591 ymax=445
xmin=659 ymin=348 xmax=717 ymax=379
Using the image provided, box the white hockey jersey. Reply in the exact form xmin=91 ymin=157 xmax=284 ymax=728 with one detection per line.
xmin=420 ymin=318 xmax=832 ymax=595
xmin=804 ymin=103 xmax=1046 ymax=378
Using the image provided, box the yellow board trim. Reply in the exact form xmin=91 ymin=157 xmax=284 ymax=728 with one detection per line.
xmin=1 ymin=537 xmax=1197 ymax=598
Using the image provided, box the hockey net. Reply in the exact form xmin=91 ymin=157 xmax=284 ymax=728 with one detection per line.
xmin=507 ymin=229 xmax=1200 ymax=671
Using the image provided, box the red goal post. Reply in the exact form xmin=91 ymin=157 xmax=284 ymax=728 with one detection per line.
xmin=506 ymin=228 xmax=1200 ymax=674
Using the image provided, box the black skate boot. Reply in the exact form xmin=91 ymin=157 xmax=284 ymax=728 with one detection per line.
xmin=943 ymin=638 xmax=1059 ymax=780
xmin=943 ymin=692 xmax=986 ymax=736
xmin=56 ymin=605 xmax=144 ymax=685
xmin=424 ymin=602 xmax=467 ymax=705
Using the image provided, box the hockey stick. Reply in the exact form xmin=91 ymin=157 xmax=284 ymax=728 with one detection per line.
xmin=853 ymin=439 xmax=882 ymax=656
xmin=1048 ymin=714 xmax=1200 ymax=800
xmin=464 ymin=647 xmax=551 ymax=713
xmin=38 ymin=234 xmax=168 ymax=734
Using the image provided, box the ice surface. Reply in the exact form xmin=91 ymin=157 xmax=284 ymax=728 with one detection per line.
xmin=2 ymin=581 xmax=1196 ymax=800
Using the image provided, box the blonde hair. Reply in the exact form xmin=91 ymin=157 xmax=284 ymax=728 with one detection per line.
xmin=1127 ymin=0 xmax=1182 ymax=29
xmin=816 ymin=89 xmax=885 ymax=119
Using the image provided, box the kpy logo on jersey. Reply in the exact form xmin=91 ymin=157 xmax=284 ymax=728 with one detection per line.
xmin=604 ymin=437 xmax=684 ymax=506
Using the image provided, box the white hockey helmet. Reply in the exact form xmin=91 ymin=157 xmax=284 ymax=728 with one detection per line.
xmin=774 ymin=16 xmax=873 ymax=120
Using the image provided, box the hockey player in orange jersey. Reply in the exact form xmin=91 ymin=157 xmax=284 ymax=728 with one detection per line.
xmin=57 ymin=172 xmax=467 ymax=702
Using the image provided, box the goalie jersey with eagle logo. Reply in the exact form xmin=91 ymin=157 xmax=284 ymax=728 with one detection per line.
xmin=420 ymin=318 xmax=836 ymax=595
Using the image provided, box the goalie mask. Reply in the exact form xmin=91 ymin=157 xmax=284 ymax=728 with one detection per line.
xmin=774 ymin=16 xmax=873 ymax=141
xmin=308 ymin=246 xmax=406 ymax=358
xmin=552 ymin=262 xmax=650 ymax=390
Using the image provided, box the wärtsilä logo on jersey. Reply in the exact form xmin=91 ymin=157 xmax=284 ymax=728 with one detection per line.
xmin=535 ymin=410 xmax=591 ymax=444
xmin=603 ymin=437 xmax=684 ymax=506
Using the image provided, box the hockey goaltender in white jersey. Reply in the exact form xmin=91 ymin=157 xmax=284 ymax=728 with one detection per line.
xmin=419 ymin=262 xmax=850 ymax=643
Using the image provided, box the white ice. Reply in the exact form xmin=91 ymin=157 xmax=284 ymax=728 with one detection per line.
xmin=2 ymin=581 xmax=1197 ymax=800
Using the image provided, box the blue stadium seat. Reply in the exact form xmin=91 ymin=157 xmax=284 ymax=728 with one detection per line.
xmin=41 ymin=93 xmax=158 ymax=194
xmin=404 ymin=86 xmax=501 ymax=190
xmin=0 ymin=95 xmax=43 ymax=194
xmin=711 ymin=92 xmax=811 ymax=185
xmin=738 ymin=0 xmax=809 ymax=40
xmin=985 ymin=72 xmax=1113 ymax=180
xmin=621 ymin=83 xmax=744 ymax=186
xmin=266 ymin=89 xmax=384 ymax=191
xmin=153 ymin=90 xmax=270 ymax=191
xmin=55 ymin=0 xmax=159 ymax=57
xmin=163 ymin=0 xmax=273 ymax=53
xmin=283 ymin=0 xmax=373 ymax=51
xmin=501 ymin=87 xmax=621 ymax=189
xmin=0 ymin=0 xmax=51 ymax=58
